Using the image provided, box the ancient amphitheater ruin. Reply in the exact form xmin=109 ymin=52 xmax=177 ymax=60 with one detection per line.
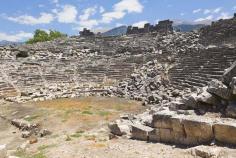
xmin=1 ymin=14 xmax=236 ymax=158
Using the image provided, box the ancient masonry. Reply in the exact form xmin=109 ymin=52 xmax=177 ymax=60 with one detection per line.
xmin=127 ymin=20 xmax=173 ymax=35
xmin=1 ymin=14 xmax=236 ymax=147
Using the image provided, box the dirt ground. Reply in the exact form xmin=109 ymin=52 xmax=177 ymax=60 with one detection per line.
xmin=0 ymin=96 xmax=236 ymax=158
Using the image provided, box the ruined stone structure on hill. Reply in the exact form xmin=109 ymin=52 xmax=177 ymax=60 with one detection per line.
xmin=79 ymin=28 xmax=95 ymax=37
xmin=127 ymin=20 xmax=173 ymax=35
xmin=200 ymin=13 xmax=236 ymax=45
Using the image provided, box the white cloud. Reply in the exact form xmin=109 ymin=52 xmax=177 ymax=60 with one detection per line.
xmin=79 ymin=6 xmax=97 ymax=21
xmin=101 ymin=0 xmax=143 ymax=24
xmin=78 ymin=19 xmax=99 ymax=30
xmin=233 ymin=6 xmax=236 ymax=10
xmin=78 ymin=6 xmax=99 ymax=29
xmin=203 ymin=7 xmax=222 ymax=14
xmin=114 ymin=0 xmax=143 ymax=13
xmin=193 ymin=9 xmax=202 ymax=14
xmin=100 ymin=6 xmax=105 ymax=13
xmin=52 ymin=0 xmax=59 ymax=4
xmin=0 ymin=31 xmax=33 ymax=42
xmin=213 ymin=7 xmax=222 ymax=13
xmin=180 ymin=13 xmax=185 ymax=16
xmin=101 ymin=11 xmax=125 ymax=23
xmin=7 ymin=13 xmax=54 ymax=25
xmin=76 ymin=0 xmax=143 ymax=30
xmin=38 ymin=4 xmax=44 ymax=8
xmin=194 ymin=15 xmax=213 ymax=24
xmin=204 ymin=9 xmax=211 ymax=14
xmin=56 ymin=5 xmax=78 ymax=23
xmin=217 ymin=12 xmax=232 ymax=20
xmin=132 ymin=20 xmax=148 ymax=28
xmin=116 ymin=23 xmax=124 ymax=27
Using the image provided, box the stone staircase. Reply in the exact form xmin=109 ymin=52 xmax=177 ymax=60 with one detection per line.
xmin=169 ymin=47 xmax=236 ymax=90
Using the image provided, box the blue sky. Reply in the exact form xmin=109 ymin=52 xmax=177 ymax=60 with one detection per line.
xmin=0 ymin=0 xmax=236 ymax=41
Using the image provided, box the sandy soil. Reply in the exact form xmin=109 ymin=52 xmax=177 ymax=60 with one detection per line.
xmin=0 ymin=96 xmax=236 ymax=158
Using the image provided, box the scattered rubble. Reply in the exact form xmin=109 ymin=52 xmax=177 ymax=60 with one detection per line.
xmin=11 ymin=119 xmax=51 ymax=139
xmin=109 ymin=62 xmax=236 ymax=146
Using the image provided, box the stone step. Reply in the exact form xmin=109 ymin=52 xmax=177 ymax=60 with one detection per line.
xmin=126 ymin=111 xmax=236 ymax=146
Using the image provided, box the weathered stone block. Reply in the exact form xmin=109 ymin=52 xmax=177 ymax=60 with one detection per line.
xmin=207 ymin=79 xmax=231 ymax=100
xmin=159 ymin=128 xmax=174 ymax=143
xmin=182 ymin=93 xmax=198 ymax=109
xmin=182 ymin=116 xmax=214 ymax=145
xmin=152 ymin=110 xmax=175 ymax=128
xmin=148 ymin=128 xmax=161 ymax=142
xmin=223 ymin=61 xmax=236 ymax=85
xmin=131 ymin=124 xmax=153 ymax=141
xmin=214 ymin=122 xmax=236 ymax=145
xmin=197 ymin=89 xmax=220 ymax=106
xmin=108 ymin=120 xmax=131 ymax=136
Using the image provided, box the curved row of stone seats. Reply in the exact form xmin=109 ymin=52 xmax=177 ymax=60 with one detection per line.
xmin=169 ymin=47 xmax=236 ymax=90
xmin=0 ymin=81 xmax=18 ymax=97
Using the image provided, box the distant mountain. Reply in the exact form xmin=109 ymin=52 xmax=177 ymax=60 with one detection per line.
xmin=174 ymin=24 xmax=206 ymax=32
xmin=0 ymin=40 xmax=23 ymax=46
xmin=102 ymin=26 xmax=127 ymax=37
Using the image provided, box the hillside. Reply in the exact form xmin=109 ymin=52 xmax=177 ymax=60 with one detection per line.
xmin=102 ymin=26 xmax=127 ymax=36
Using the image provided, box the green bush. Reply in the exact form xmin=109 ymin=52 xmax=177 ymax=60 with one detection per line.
xmin=26 ymin=29 xmax=67 ymax=44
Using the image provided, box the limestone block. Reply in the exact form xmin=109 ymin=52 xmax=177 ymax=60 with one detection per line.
xmin=223 ymin=61 xmax=236 ymax=85
xmin=159 ymin=128 xmax=174 ymax=143
xmin=182 ymin=93 xmax=198 ymax=109
xmin=214 ymin=122 xmax=236 ymax=145
xmin=182 ymin=116 xmax=214 ymax=145
xmin=148 ymin=128 xmax=160 ymax=142
xmin=197 ymin=89 xmax=220 ymax=106
xmin=152 ymin=110 xmax=176 ymax=128
xmin=207 ymin=79 xmax=231 ymax=100
xmin=108 ymin=120 xmax=131 ymax=136
xmin=131 ymin=124 xmax=153 ymax=141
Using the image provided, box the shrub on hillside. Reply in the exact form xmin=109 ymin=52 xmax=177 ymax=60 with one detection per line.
xmin=26 ymin=29 xmax=67 ymax=44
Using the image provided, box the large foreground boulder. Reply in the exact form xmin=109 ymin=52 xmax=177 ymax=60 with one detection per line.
xmin=207 ymin=80 xmax=231 ymax=100
xmin=108 ymin=120 xmax=131 ymax=136
xmin=223 ymin=61 xmax=236 ymax=85
xmin=181 ymin=116 xmax=214 ymax=145
xmin=214 ymin=121 xmax=236 ymax=145
xmin=197 ymin=89 xmax=220 ymax=106
xmin=225 ymin=101 xmax=236 ymax=118
xmin=151 ymin=110 xmax=214 ymax=145
xmin=131 ymin=124 xmax=153 ymax=141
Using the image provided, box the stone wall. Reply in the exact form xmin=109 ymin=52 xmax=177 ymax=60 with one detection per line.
xmin=79 ymin=28 xmax=95 ymax=37
xmin=127 ymin=20 xmax=173 ymax=35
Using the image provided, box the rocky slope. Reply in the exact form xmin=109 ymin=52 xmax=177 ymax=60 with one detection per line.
xmin=109 ymin=59 xmax=236 ymax=146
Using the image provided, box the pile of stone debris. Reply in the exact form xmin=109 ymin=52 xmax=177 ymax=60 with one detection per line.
xmin=109 ymin=61 xmax=236 ymax=146
xmin=106 ymin=60 xmax=190 ymax=106
xmin=11 ymin=119 xmax=51 ymax=139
